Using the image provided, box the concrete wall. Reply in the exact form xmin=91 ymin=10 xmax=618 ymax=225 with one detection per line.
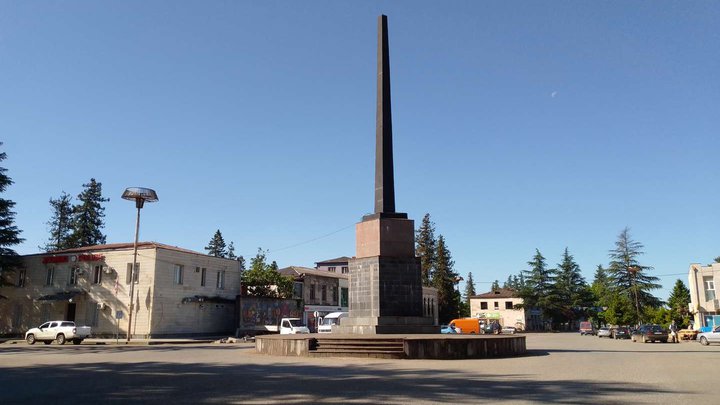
xmin=689 ymin=263 xmax=720 ymax=329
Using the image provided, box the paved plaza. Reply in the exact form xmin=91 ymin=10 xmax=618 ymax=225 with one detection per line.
xmin=1 ymin=333 xmax=717 ymax=404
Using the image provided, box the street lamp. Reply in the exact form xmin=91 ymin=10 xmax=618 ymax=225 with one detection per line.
xmin=122 ymin=187 xmax=158 ymax=342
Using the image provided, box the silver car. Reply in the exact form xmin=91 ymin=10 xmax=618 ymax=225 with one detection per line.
xmin=698 ymin=326 xmax=720 ymax=346
xmin=597 ymin=327 xmax=612 ymax=338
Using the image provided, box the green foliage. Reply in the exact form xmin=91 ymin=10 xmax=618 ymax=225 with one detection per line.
xmin=68 ymin=178 xmax=109 ymax=247
xmin=491 ymin=280 xmax=500 ymax=291
xmin=518 ymin=249 xmax=558 ymax=322
xmin=714 ymin=256 xmax=720 ymax=264
xmin=415 ymin=213 xmax=436 ymax=287
xmin=241 ymin=248 xmax=293 ymax=298
xmin=432 ymin=235 xmax=460 ymax=323
xmin=0 ymin=143 xmax=23 ymax=283
xmin=43 ymin=192 xmax=74 ymax=252
xmin=205 ymin=230 xmax=228 ymax=258
xmin=464 ymin=272 xmax=476 ymax=301
xmin=607 ymin=227 xmax=661 ymax=324
xmin=553 ymin=248 xmax=592 ymax=326
xmin=227 ymin=241 xmax=236 ymax=259
xmin=457 ymin=289 xmax=470 ymax=317
xmin=667 ymin=279 xmax=691 ymax=328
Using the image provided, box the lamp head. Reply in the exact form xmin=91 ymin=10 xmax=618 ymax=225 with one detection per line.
xmin=122 ymin=187 xmax=159 ymax=209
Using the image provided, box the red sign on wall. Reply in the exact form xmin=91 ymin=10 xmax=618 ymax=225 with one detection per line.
xmin=78 ymin=254 xmax=104 ymax=262
xmin=42 ymin=256 xmax=69 ymax=264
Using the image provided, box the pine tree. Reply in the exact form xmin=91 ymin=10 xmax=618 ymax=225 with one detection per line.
xmin=69 ymin=178 xmax=109 ymax=247
xmin=607 ymin=227 xmax=661 ymax=324
xmin=503 ymin=275 xmax=513 ymax=289
xmin=227 ymin=241 xmax=237 ymax=259
xmin=415 ymin=213 xmax=436 ymax=287
xmin=0 ymin=144 xmax=24 ymax=281
xmin=43 ymin=192 xmax=73 ymax=252
xmin=432 ymin=235 xmax=459 ymax=323
xmin=554 ymin=248 xmax=590 ymax=327
xmin=237 ymin=255 xmax=246 ymax=271
xmin=205 ymin=230 xmax=228 ymax=258
xmin=491 ymin=280 xmax=500 ymax=291
xmin=667 ymin=279 xmax=691 ymax=327
xmin=464 ymin=272 xmax=477 ymax=300
xmin=518 ymin=249 xmax=557 ymax=328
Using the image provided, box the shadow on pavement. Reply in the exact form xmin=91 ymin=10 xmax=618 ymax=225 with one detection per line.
xmin=0 ymin=344 xmax=252 ymax=355
xmin=0 ymin=358 xmax=680 ymax=403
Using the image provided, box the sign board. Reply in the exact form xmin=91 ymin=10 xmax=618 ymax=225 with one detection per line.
xmin=313 ymin=311 xmax=319 ymax=318
xmin=115 ymin=310 xmax=124 ymax=320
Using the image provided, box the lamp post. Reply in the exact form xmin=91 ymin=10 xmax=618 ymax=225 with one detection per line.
xmin=122 ymin=187 xmax=158 ymax=342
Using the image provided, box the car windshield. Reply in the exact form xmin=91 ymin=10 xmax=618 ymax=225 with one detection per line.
xmin=322 ymin=318 xmax=339 ymax=326
xmin=289 ymin=319 xmax=305 ymax=327
xmin=650 ymin=325 xmax=664 ymax=332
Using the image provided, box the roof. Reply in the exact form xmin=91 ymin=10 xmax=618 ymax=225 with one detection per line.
xmin=471 ymin=288 xmax=518 ymax=299
xmin=279 ymin=266 xmax=348 ymax=280
xmin=27 ymin=242 xmax=236 ymax=261
xmin=315 ymin=256 xmax=352 ymax=266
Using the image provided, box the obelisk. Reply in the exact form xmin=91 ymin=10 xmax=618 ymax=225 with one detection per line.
xmin=337 ymin=15 xmax=437 ymax=334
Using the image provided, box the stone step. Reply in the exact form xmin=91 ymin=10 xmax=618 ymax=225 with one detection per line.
xmin=316 ymin=344 xmax=403 ymax=351
xmin=309 ymin=349 xmax=406 ymax=359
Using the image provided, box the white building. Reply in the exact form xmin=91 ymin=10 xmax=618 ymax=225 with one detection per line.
xmin=469 ymin=288 xmax=531 ymax=331
xmin=688 ymin=263 xmax=720 ymax=329
xmin=0 ymin=242 xmax=241 ymax=338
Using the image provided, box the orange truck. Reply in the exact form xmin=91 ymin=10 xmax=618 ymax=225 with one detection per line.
xmin=449 ymin=318 xmax=482 ymax=334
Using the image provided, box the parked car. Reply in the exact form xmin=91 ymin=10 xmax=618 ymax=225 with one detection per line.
xmin=279 ymin=318 xmax=310 ymax=335
xmin=698 ymin=326 xmax=720 ymax=345
xmin=501 ymin=326 xmax=517 ymax=335
xmin=579 ymin=321 xmax=595 ymax=336
xmin=597 ymin=327 xmax=612 ymax=338
xmin=25 ymin=321 xmax=91 ymax=345
xmin=631 ymin=324 xmax=668 ymax=343
xmin=317 ymin=312 xmax=348 ymax=334
xmin=612 ymin=326 xmax=631 ymax=339
xmin=449 ymin=318 xmax=481 ymax=334
xmin=441 ymin=325 xmax=458 ymax=334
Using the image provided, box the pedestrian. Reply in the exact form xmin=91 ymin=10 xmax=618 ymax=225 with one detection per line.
xmin=669 ymin=320 xmax=678 ymax=343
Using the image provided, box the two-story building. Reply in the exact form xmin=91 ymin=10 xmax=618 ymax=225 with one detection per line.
xmin=279 ymin=266 xmax=348 ymax=332
xmin=469 ymin=288 xmax=531 ymax=331
xmin=689 ymin=263 xmax=720 ymax=329
xmin=315 ymin=256 xmax=351 ymax=275
xmin=0 ymin=242 xmax=241 ymax=338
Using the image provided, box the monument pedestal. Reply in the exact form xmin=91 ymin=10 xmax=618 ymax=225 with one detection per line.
xmin=336 ymin=217 xmax=439 ymax=334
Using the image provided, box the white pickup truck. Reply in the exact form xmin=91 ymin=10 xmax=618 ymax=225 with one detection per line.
xmin=25 ymin=321 xmax=92 ymax=345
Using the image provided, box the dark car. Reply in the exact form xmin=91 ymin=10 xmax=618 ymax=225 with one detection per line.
xmin=612 ymin=326 xmax=631 ymax=339
xmin=631 ymin=325 xmax=668 ymax=343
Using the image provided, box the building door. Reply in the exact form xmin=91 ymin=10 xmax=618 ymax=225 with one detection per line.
xmin=66 ymin=303 xmax=76 ymax=321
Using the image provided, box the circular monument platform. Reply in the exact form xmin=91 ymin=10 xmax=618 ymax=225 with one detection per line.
xmin=255 ymin=334 xmax=526 ymax=360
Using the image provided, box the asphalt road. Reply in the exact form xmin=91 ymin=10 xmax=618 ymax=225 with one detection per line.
xmin=1 ymin=333 xmax=717 ymax=404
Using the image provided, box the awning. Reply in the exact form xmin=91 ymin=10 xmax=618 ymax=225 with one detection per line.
xmin=181 ymin=295 xmax=235 ymax=304
xmin=36 ymin=291 xmax=85 ymax=302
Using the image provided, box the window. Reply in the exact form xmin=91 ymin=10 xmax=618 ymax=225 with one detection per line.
xmin=216 ymin=270 xmax=225 ymax=289
xmin=341 ymin=287 xmax=348 ymax=307
xmin=293 ymin=282 xmax=303 ymax=299
xmin=332 ymin=286 xmax=338 ymax=303
xmin=92 ymin=266 xmax=102 ymax=285
xmin=17 ymin=269 xmax=26 ymax=287
xmin=200 ymin=268 xmax=207 ymax=287
xmin=328 ymin=266 xmax=336 ymax=273
xmin=174 ymin=264 xmax=184 ymax=285
xmin=704 ymin=276 xmax=716 ymax=301
xmin=341 ymin=266 xmax=348 ymax=274
xmin=321 ymin=285 xmax=327 ymax=302
xmin=46 ymin=267 xmax=55 ymax=286
xmin=494 ymin=301 xmax=499 ymax=310
xmin=310 ymin=283 xmax=316 ymax=300
xmin=480 ymin=302 xmax=488 ymax=310
xmin=505 ymin=301 xmax=513 ymax=310
xmin=69 ymin=267 xmax=78 ymax=285
xmin=126 ymin=263 xmax=139 ymax=284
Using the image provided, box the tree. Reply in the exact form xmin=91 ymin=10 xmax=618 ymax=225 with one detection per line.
xmin=667 ymin=279 xmax=692 ymax=328
xmin=464 ymin=272 xmax=477 ymax=300
xmin=491 ymin=280 xmax=500 ymax=291
xmin=432 ymin=235 xmax=460 ymax=323
xmin=415 ymin=213 xmax=437 ymax=286
xmin=241 ymin=248 xmax=293 ymax=298
xmin=0 ymin=143 xmax=24 ymax=283
xmin=227 ymin=241 xmax=236 ymax=259
xmin=517 ymin=249 xmax=557 ymax=329
xmin=42 ymin=192 xmax=73 ymax=252
xmin=205 ymin=230 xmax=228 ymax=258
xmin=553 ymin=248 xmax=591 ymax=328
xmin=714 ymin=256 xmax=720 ymax=264
xmin=607 ymin=227 xmax=661 ymax=325
xmin=69 ymin=178 xmax=108 ymax=247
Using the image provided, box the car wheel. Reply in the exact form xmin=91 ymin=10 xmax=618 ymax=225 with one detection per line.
xmin=72 ymin=339 xmax=82 ymax=345
xmin=26 ymin=334 xmax=36 ymax=345
xmin=661 ymin=339 xmax=667 ymax=343
xmin=470 ymin=331 xmax=476 ymax=334
xmin=43 ymin=341 xmax=52 ymax=345
xmin=56 ymin=333 xmax=66 ymax=345
xmin=700 ymin=337 xmax=709 ymax=346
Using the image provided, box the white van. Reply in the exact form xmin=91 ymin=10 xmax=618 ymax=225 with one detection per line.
xmin=317 ymin=312 xmax=348 ymax=333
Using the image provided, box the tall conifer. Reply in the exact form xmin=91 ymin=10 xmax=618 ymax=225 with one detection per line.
xmin=415 ymin=213 xmax=436 ymax=286
xmin=69 ymin=178 xmax=109 ymax=247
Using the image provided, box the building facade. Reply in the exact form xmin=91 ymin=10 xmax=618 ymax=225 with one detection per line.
xmin=469 ymin=288 xmax=529 ymax=331
xmin=279 ymin=266 xmax=349 ymax=332
xmin=315 ymin=256 xmax=351 ymax=275
xmin=0 ymin=242 xmax=241 ymax=337
xmin=688 ymin=263 xmax=720 ymax=329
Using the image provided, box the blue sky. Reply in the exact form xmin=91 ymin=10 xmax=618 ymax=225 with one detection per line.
xmin=1 ymin=2 xmax=718 ymax=300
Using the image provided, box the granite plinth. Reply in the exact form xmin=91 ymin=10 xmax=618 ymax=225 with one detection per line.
xmin=355 ymin=217 xmax=415 ymax=258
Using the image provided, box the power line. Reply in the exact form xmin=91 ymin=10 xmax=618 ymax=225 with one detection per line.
xmin=268 ymin=223 xmax=356 ymax=254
